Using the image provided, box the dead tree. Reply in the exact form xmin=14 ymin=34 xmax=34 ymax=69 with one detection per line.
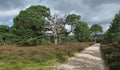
xmin=44 ymin=13 xmax=81 ymax=45
xmin=44 ymin=14 xmax=72 ymax=45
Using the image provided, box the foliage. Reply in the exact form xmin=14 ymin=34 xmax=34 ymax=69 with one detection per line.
xmin=74 ymin=22 xmax=91 ymax=42
xmin=104 ymin=11 xmax=120 ymax=44
xmin=0 ymin=33 xmax=17 ymax=45
xmin=0 ymin=5 xmax=94 ymax=45
xmin=13 ymin=5 xmax=50 ymax=30
xmin=101 ymin=44 xmax=120 ymax=70
xmin=0 ymin=25 xmax=9 ymax=33
xmin=90 ymin=24 xmax=103 ymax=42
xmin=65 ymin=14 xmax=81 ymax=34
xmin=66 ymin=14 xmax=81 ymax=26
xmin=11 ymin=5 xmax=50 ymax=45
xmin=96 ymin=36 xmax=104 ymax=43
xmin=11 ymin=6 xmax=83 ymax=45
xmin=0 ymin=25 xmax=12 ymax=45
xmin=90 ymin=24 xmax=103 ymax=34
xmin=62 ymin=35 xmax=77 ymax=43
xmin=102 ymin=11 xmax=120 ymax=70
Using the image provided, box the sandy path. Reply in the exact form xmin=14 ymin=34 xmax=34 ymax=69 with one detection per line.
xmin=55 ymin=43 xmax=108 ymax=70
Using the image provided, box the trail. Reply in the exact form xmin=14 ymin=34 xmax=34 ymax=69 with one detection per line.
xmin=55 ymin=43 xmax=108 ymax=70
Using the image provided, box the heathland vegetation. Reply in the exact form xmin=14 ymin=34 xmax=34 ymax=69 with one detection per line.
xmin=101 ymin=12 xmax=120 ymax=70
xmin=0 ymin=42 xmax=93 ymax=70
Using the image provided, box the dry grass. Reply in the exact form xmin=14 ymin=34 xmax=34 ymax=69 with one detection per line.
xmin=0 ymin=42 xmax=93 ymax=70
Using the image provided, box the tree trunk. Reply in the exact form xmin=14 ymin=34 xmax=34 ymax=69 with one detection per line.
xmin=54 ymin=37 xmax=58 ymax=45
xmin=94 ymin=36 xmax=96 ymax=43
xmin=58 ymin=35 xmax=61 ymax=44
xmin=3 ymin=40 xmax=5 ymax=45
xmin=94 ymin=32 xmax=97 ymax=43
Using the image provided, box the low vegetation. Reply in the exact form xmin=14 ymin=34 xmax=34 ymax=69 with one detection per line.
xmin=0 ymin=42 xmax=93 ymax=70
xmin=101 ymin=44 xmax=120 ymax=70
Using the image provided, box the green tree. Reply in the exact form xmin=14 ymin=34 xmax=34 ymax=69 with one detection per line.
xmin=0 ymin=25 xmax=9 ymax=33
xmin=0 ymin=25 xmax=9 ymax=45
xmin=0 ymin=25 xmax=14 ymax=45
xmin=105 ymin=11 xmax=120 ymax=45
xmin=74 ymin=22 xmax=91 ymax=42
xmin=90 ymin=24 xmax=103 ymax=43
xmin=66 ymin=14 xmax=81 ymax=34
xmin=12 ymin=5 xmax=50 ymax=45
xmin=13 ymin=5 xmax=50 ymax=35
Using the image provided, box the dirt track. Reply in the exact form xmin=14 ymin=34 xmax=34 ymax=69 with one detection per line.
xmin=56 ymin=43 xmax=108 ymax=70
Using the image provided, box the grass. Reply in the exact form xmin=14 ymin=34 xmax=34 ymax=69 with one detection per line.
xmin=0 ymin=42 xmax=93 ymax=70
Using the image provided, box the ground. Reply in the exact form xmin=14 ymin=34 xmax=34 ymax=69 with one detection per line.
xmin=56 ymin=43 xmax=108 ymax=70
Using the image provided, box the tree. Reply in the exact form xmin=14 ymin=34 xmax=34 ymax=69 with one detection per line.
xmin=0 ymin=25 xmax=9 ymax=45
xmin=12 ymin=5 xmax=50 ymax=45
xmin=74 ymin=22 xmax=91 ymax=42
xmin=13 ymin=5 xmax=50 ymax=34
xmin=90 ymin=24 xmax=103 ymax=43
xmin=104 ymin=11 xmax=120 ymax=45
xmin=0 ymin=25 xmax=9 ymax=33
xmin=13 ymin=5 xmax=82 ymax=45
xmin=45 ymin=14 xmax=66 ymax=45
xmin=66 ymin=14 xmax=81 ymax=34
xmin=0 ymin=25 xmax=14 ymax=45
xmin=45 ymin=13 xmax=81 ymax=44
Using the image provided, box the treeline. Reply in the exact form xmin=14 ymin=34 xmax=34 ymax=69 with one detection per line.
xmin=0 ymin=5 xmax=103 ymax=46
xmin=101 ymin=12 xmax=120 ymax=70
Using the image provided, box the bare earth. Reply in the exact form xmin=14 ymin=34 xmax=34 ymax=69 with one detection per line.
xmin=55 ymin=43 xmax=108 ymax=70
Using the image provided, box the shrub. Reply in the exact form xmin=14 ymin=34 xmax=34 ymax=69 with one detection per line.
xmin=109 ymin=62 xmax=120 ymax=70
xmin=101 ymin=44 xmax=120 ymax=70
xmin=17 ymin=38 xmax=39 ymax=46
xmin=40 ymin=38 xmax=49 ymax=45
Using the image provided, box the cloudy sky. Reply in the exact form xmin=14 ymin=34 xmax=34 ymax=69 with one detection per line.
xmin=0 ymin=0 xmax=120 ymax=32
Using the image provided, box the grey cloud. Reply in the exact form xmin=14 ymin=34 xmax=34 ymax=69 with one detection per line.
xmin=82 ymin=0 xmax=120 ymax=7
xmin=42 ymin=0 xmax=89 ymax=13
xmin=41 ymin=0 xmax=120 ymax=31
xmin=0 ymin=0 xmax=40 ymax=24
xmin=0 ymin=0 xmax=39 ymax=10
xmin=0 ymin=0 xmax=25 ymax=10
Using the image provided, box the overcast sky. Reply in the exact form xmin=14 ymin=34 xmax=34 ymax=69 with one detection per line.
xmin=0 ymin=0 xmax=120 ymax=32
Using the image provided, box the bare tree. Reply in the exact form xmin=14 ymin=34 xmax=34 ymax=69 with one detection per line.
xmin=44 ymin=13 xmax=80 ymax=44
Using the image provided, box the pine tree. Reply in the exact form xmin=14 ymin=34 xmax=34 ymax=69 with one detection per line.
xmin=105 ymin=11 xmax=120 ymax=44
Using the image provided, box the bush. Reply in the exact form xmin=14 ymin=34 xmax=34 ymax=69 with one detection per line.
xmin=96 ymin=37 xmax=104 ymax=43
xmin=62 ymin=35 xmax=77 ymax=43
xmin=40 ymin=38 xmax=50 ymax=45
xmin=101 ymin=44 xmax=120 ymax=70
xmin=109 ymin=62 xmax=120 ymax=70
xmin=17 ymin=38 xmax=40 ymax=46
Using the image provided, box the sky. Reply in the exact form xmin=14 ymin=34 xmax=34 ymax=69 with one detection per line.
xmin=0 ymin=0 xmax=120 ymax=32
